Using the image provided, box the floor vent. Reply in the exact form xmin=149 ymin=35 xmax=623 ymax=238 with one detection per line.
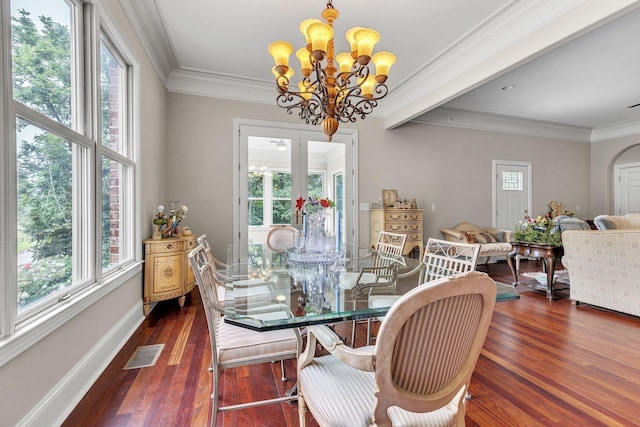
xmin=123 ymin=344 xmax=164 ymax=370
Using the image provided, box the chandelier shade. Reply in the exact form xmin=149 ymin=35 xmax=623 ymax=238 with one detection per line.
xmin=268 ymin=0 xmax=395 ymax=141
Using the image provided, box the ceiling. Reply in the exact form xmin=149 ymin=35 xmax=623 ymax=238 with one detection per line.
xmin=123 ymin=0 xmax=640 ymax=141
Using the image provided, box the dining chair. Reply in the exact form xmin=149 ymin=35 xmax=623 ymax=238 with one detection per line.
xmin=188 ymin=244 xmax=301 ymax=426
xmin=265 ymin=225 xmax=299 ymax=253
xmin=340 ymin=231 xmax=406 ymax=346
xmin=366 ymin=237 xmax=481 ymax=345
xmin=197 ymin=234 xmax=232 ymax=302
xmin=297 ymin=271 xmax=497 ymax=427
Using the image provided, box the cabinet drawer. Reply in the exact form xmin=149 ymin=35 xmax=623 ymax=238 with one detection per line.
xmin=184 ymin=237 xmax=196 ymax=249
xmin=385 ymin=212 xmax=423 ymax=222
xmin=147 ymin=240 xmax=184 ymax=254
xmin=385 ymin=222 xmax=422 ymax=232
xmin=405 ymin=232 xmax=422 ymax=242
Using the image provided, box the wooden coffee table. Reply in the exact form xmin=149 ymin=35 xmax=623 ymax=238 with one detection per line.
xmin=507 ymin=242 xmax=564 ymax=300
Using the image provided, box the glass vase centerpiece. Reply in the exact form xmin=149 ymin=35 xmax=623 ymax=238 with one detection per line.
xmin=288 ymin=196 xmax=336 ymax=264
xmin=513 ymin=213 xmax=562 ymax=246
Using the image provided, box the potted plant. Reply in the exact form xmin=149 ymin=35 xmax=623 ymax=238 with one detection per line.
xmin=513 ymin=213 xmax=562 ymax=246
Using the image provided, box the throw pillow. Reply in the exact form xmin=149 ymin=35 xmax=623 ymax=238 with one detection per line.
xmin=491 ymin=231 xmax=506 ymax=242
xmin=463 ymin=230 xmax=497 ymax=244
xmin=593 ymin=215 xmax=616 ymax=230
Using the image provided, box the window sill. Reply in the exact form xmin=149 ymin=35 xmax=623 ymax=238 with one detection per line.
xmin=0 ymin=261 xmax=143 ymax=368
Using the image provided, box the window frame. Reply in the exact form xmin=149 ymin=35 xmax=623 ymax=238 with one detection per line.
xmin=0 ymin=0 xmax=142 ymax=367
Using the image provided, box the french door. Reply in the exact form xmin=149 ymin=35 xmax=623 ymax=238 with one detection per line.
xmin=234 ymin=121 xmax=357 ymax=250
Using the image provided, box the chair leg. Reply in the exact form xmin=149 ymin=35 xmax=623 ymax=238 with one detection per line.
xmin=211 ymin=367 xmax=219 ymax=427
xmin=298 ymin=388 xmax=308 ymax=427
xmin=351 ymin=320 xmax=357 ymax=347
xmin=280 ymin=360 xmax=287 ymax=382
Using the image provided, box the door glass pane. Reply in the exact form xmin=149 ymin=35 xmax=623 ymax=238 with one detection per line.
xmin=11 ymin=0 xmax=73 ymax=128
xmin=308 ymin=173 xmax=323 ymax=198
xmin=272 ymin=172 xmax=291 ymax=224
xmin=334 ymin=173 xmax=345 ymax=245
xmin=502 ymin=171 xmax=523 ymax=191
xmin=17 ymin=118 xmax=79 ymax=311
xmin=248 ymin=171 xmax=264 ymax=226
xmin=307 ymin=140 xmax=345 ymax=241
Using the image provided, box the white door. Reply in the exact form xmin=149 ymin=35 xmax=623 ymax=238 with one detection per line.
xmin=493 ymin=160 xmax=532 ymax=231
xmin=614 ymin=162 xmax=640 ymax=214
xmin=234 ymin=123 xmax=356 ymax=249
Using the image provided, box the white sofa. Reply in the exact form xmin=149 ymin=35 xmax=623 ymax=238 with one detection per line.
xmin=592 ymin=213 xmax=640 ymax=230
xmin=440 ymin=222 xmax=512 ymax=263
xmin=562 ymin=230 xmax=640 ymax=317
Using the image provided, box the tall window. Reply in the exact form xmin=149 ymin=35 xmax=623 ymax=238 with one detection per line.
xmin=7 ymin=1 xmax=136 ymax=329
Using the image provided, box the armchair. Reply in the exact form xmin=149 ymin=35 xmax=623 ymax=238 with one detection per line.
xmin=298 ymin=271 xmax=497 ymax=426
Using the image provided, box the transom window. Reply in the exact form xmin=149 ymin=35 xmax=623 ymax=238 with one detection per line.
xmin=502 ymin=171 xmax=523 ymax=191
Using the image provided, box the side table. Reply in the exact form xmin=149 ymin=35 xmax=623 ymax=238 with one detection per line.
xmin=507 ymin=242 xmax=564 ymax=301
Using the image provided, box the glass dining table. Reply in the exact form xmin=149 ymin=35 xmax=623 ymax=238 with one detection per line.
xmin=222 ymin=243 xmax=519 ymax=332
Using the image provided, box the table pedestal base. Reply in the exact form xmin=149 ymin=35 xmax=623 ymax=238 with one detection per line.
xmin=507 ymin=243 xmax=564 ymax=301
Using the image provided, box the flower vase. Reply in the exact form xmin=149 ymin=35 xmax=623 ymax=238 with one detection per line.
xmin=303 ymin=206 xmax=326 ymax=253
xmin=152 ymin=223 xmax=162 ymax=240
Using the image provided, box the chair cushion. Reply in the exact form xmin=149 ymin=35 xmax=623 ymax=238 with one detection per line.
xmin=478 ymin=242 xmax=511 ymax=254
xmin=216 ymin=319 xmax=297 ymax=364
xmin=300 ymin=354 xmax=458 ymax=427
xmin=338 ymin=272 xmax=379 ymax=290
xmin=368 ymin=295 xmax=401 ymax=309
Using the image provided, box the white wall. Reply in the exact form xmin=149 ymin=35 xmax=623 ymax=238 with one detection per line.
xmin=164 ymin=93 xmax=592 ymax=259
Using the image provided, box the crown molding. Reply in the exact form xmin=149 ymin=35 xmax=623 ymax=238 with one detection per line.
xmin=383 ymin=0 xmax=640 ymax=130
xmin=118 ymin=0 xmax=176 ymax=82
xmin=165 ymin=68 xmax=386 ymax=119
xmin=166 ymin=69 xmax=275 ymax=104
xmin=414 ymin=108 xmax=592 ymax=142
xmin=591 ymin=119 xmax=640 ymax=142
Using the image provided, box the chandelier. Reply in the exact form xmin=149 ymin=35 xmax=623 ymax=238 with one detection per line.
xmin=268 ymin=1 xmax=396 ymax=141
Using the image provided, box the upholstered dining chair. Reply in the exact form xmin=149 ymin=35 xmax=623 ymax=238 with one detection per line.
xmin=297 ymin=271 xmax=497 ymax=427
xmin=340 ymin=231 xmax=407 ymax=345
xmin=188 ymin=244 xmax=301 ymax=426
xmin=366 ymin=237 xmax=481 ymax=345
xmin=265 ymin=225 xmax=300 ymax=253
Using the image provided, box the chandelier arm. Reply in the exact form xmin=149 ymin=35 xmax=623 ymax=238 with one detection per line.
xmin=268 ymin=0 xmax=394 ymax=140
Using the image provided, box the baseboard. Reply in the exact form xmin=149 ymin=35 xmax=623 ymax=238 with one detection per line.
xmin=17 ymin=301 xmax=145 ymax=427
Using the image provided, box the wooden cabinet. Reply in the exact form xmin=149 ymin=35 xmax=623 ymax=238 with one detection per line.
xmin=370 ymin=208 xmax=424 ymax=256
xmin=143 ymin=234 xmax=197 ymax=316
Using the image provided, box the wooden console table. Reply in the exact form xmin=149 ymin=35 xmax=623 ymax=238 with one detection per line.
xmin=507 ymin=242 xmax=564 ymax=301
xmin=143 ymin=234 xmax=197 ymax=316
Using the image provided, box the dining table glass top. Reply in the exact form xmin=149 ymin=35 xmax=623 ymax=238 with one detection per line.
xmin=222 ymin=243 xmax=519 ymax=331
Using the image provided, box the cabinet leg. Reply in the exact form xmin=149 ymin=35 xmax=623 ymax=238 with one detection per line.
xmin=143 ymin=303 xmax=150 ymax=317
xmin=178 ymin=295 xmax=186 ymax=308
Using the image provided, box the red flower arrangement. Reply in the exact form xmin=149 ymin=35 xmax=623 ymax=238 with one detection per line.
xmin=295 ymin=196 xmax=335 ymax=211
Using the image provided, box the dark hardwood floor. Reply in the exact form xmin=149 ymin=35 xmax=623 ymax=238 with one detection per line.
xmin=64 ymin=260 xmax=640 ymax=426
